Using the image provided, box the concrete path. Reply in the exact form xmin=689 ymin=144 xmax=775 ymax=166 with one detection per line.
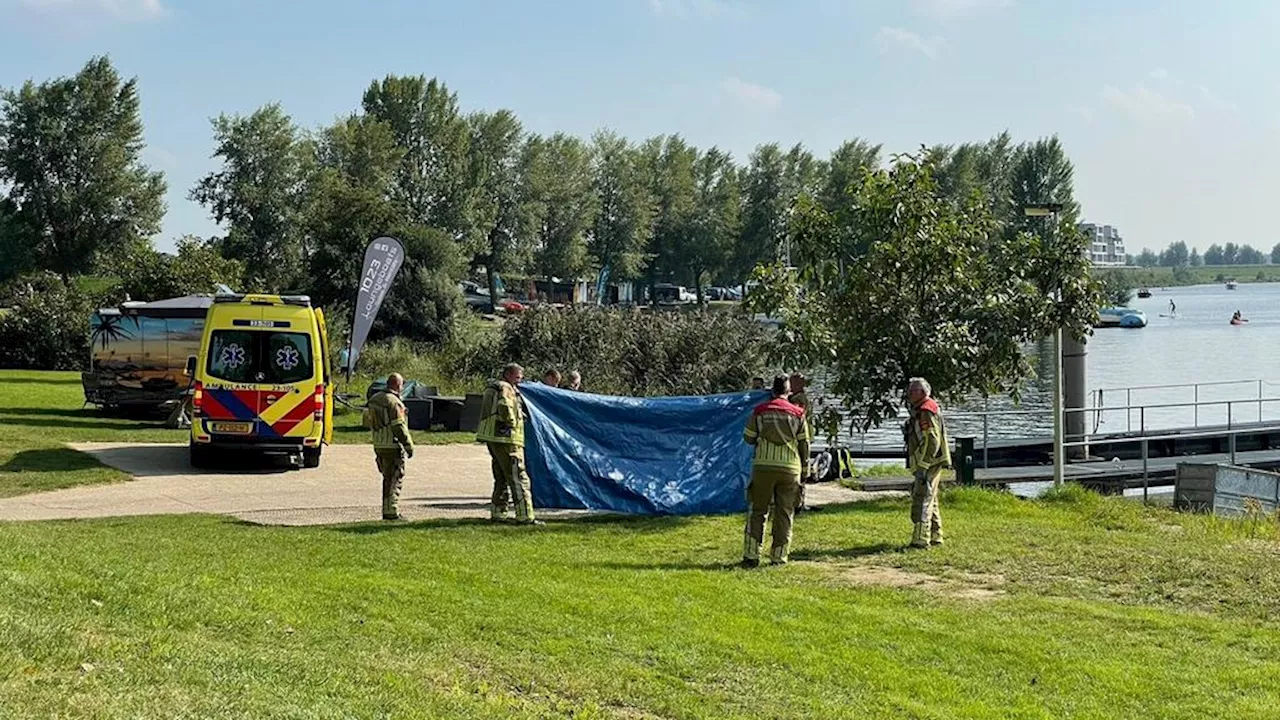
xmin=0 ymin=443 xmax=900 ymax=526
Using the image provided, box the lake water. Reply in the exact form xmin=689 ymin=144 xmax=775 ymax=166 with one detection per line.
xmin=827 ymin=282 xmax=1280 ymax=450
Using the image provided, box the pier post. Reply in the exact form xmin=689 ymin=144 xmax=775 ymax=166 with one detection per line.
xmin=1063 ymin=332 xmax=1089 ymax=461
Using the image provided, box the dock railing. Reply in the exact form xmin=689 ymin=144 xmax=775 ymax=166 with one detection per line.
xmin=843 ymin=379 xmax=1280 ymax=469
xmin=1059 ymin=422 xmax=1280 ymax=504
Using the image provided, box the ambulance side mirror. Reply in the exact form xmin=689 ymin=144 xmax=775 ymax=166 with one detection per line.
xmin=185 ymin=355 xmax=197 ymax=378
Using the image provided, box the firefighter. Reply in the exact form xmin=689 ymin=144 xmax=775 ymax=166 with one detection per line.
xmin=363 ymin=372 xmax=414 ymax=520
xmin=741 ymin=375 xmax=811 ymax=567
xmin=477 ymin=363 xmax=541 ymax=525
xmin=904 ymin=376 xmax=951 ymax=548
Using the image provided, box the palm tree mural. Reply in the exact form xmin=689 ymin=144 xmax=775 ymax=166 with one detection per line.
xmin=90 ymin=313 xmax=134 ymax=350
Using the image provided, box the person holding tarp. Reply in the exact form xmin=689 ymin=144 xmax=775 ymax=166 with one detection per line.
xmin=477 ymin=363 xmax=542 ymax=525
xmin=741 ymin=375 xmax=811 ymax=567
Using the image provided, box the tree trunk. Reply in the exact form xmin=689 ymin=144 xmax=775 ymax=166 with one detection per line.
xmin=694 ymin=269 xmax=704 ymax=306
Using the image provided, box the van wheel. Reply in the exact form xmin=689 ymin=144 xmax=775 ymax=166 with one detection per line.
xmin=302 ymin=447 xmax=322 ymax=468
xmin=190 ymin=442 xmax=212 ymax=469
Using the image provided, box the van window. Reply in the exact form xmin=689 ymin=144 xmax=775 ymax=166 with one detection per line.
xmin=207 ymin=330 xmax=313 ymax=384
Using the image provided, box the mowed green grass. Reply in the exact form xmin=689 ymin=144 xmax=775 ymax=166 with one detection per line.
xmin=0 ymin=370 xmax=472 ymax=498
xmin=1 ymin=487 xmax=1279 ymax=718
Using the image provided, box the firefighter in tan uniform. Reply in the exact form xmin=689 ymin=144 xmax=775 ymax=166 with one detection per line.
xmin=476 ymin=363 xmax=541 ymax=525
xmin=904 ymin=377 xmax=951 ymax=548
xmin=363 ymin=373 xmax=415 ymax=520
xmin=788 ymin=372 xmax=815 ymax=513
xmin=741 ymin=375 xmax=811 ymax=567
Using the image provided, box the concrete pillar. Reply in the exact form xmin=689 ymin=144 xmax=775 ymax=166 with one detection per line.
xmin=1063 ymin=332 xmax=1089 ymax=460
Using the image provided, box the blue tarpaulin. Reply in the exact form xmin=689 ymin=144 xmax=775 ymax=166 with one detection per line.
xmin=520 ymin=382 xmax=771 ymax=515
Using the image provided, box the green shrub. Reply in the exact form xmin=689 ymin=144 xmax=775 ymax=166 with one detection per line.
xmin=0 ymin=273 xmax=93 ymax=370
xmin=496 ymin=306 xmax=769 ymax=396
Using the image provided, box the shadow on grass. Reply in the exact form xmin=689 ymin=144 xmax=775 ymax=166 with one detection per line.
xmin=0 ymin=376 xmax=82 ymax=385
xmin=789 ymin=542 xmax=902 ymax=561
xmin=1 ymin=447 xmax=104 ymax=473
xmin=589 ymin=560 xmax=744 ymax=572
xmin=3 ymin=417 xmax=170 ymax=432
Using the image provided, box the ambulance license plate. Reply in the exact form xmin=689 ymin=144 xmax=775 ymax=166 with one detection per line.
xmin=210 ymin=421 xmax=253 ymax=434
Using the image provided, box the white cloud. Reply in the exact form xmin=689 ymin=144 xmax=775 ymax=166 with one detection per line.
xmin=1101 ymin=84 xmax=1195 ymax=121
xmin=909 ymin=0 xmax=1012 ymax=18
xmin=1196 ymin=85 xmax=1238 ymax=114
xmin=720 ymin=76 xmax=782 ymax=111
xmin=875 ymin=26 xmax=946 ymax=60
xmin=647 ymin=0 xmax=732 ymax=19
xmin=1149 ymin=67 xmax=1169 ymax=81
xmin=1066 ymin=104 xmax=1095 ymax=123
xmin=19 ymin=0 xmax=166 ymax=21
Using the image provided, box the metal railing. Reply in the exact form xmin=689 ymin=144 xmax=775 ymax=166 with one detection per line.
xmin=1058 ymin=423 xmax=1280 ymax=504
xmin=844 ymin=390 xmax=1280 ymax=469
xmin=1092 ymin=378 xmax=1267 ymax=431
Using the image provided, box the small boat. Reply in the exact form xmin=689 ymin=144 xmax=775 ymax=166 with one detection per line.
xmin=1096 ymin=307 xmax=1147 ymax=328
xmin=1137 ymin=288 xmax=1152 ymax=298
xmin=1227 ymin=280 xmax=1238 ymax=290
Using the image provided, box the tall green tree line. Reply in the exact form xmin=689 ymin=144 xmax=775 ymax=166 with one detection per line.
xmin=1 ymin=57 xmax=1093 ymax=350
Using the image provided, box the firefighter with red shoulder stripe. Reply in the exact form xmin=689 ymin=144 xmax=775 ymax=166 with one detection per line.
xmin=904 ymin=376 xmax=950 ymax=548
xmin=741 ymin=375 xmax=811 ymax=567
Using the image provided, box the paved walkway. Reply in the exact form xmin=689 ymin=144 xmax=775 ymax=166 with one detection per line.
xmin=0 ymin=443 xmax=900 ymax=526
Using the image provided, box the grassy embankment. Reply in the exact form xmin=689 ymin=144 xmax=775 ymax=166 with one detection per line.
xmin=1108 ymin=264 xmax=1280 ymax=287
xmin=0 ymin=370 xmax=473 ymax=498
xmin=0 ymin=484 xmax=1279 ymax=717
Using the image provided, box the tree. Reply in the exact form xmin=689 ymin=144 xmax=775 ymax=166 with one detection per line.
xmin=361 ymin=75 xmax=472 ymax=241
xmin=748 ymin=149 xmax=1100 ymax=431
xmin=190 ymin=104 xmax=309 ymax=292
xmin=1189 ymin=247 xmax=1202 ymax=266
xmin=1223 ymin=242 xmax=1239 ymax=265
xmin=1097 ymin=270 xmax=1133 ymax=306
xmin=641 ymin=135 xmax=698 ymax=297
xmin=588 ymin=131 xmax=655 ymax=284
xmin=0 ymin=57 xmax=165 ymax=282
xmin=524 ymin=133 xmax=597 ymax=280
xmin=819 ymin=139 xmax=881 ymax=214
xmin=467 ymin=109 xmax=532 ymax=301
xmin=1159 ymin=241 xmax=1189 ymax=267
xmin=680 ymin=147 xmax=740 ymax=303
xmin=731 ymin=144 xmax=788 ymax=281
xmin=111 ymin=237 xmax=244 ymax=302
xmin=304 ymin=114 xmax=405 ymax=310
xmin=1236 ymin=244 xmax=1264 ymax=265
xmin=1272 ymin=243 xmax=1280 ymax=265
xmin=1204 ymin=243 xmax=1225 ymax=265
xmin=1135 ymin=249 xmax=1159 ymax=267
xmin=1005 ymin=136 xmax=1080 ymax=239
xmin=931 ymin=132 xmax=1014 ymax=215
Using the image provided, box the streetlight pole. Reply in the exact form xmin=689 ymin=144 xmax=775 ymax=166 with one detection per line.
xmin=1025 ymin=203 xmax=1066 ymax=487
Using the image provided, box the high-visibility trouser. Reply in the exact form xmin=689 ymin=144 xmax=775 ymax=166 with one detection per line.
xmin=375 ymin=447 xmax=406 ymax=518
xmin=911 ymin=465 xmax=944 ymax=539
xmin=744 ymin=466 xmax=801 ymax=562
xmin=487 ymin=442 xmax=534 ymax=522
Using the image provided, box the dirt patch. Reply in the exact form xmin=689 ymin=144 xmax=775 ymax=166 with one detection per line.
xmin=806 ymin=562 xmax=1006 ymax=601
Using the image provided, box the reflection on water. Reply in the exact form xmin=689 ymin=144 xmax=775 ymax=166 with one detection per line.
xmin=816 ymin=283 xmax=1280 ymax=449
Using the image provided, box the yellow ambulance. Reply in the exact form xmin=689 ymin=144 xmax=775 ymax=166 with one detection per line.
xmin=187 ymin=294 xmax=334 ymax=468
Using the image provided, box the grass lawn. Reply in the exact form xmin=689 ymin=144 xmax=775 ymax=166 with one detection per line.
xmin=0 ymin=370 xmax=473 ymax=498
xmin=1 ymin=486 xmax=1279 ymax=718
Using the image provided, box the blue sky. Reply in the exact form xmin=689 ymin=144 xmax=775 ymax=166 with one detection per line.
xmin=2 ymin=0 xmax=1277 ymax=255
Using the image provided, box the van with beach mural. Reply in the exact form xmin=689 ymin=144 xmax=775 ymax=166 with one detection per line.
xmin=84 ymin=295 xmax=213 ymax=411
